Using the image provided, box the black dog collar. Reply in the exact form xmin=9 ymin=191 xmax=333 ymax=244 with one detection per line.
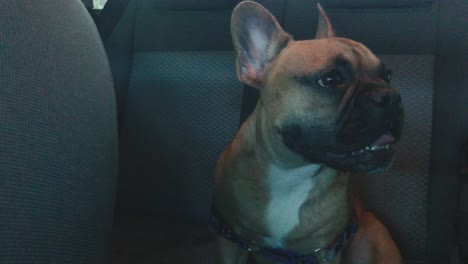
xmin=209 ymin=206 xmax=358 ymax=264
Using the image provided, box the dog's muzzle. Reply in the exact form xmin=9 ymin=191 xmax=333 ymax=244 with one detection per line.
xmin=280 ymin=84 xmax=404 ymax=174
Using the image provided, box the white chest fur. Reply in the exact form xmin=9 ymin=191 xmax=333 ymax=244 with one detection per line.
xmin=264 ymin=164 xmax=321 ymax=248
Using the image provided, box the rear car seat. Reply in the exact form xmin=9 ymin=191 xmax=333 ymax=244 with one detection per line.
xmin=102 ymin=0 xmax=467 ymax=263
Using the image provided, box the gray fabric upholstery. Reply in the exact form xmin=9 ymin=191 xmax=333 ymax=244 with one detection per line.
xmin=284 ymin=0 xmax=438 ymax=54
xmin=153 ymin=0 xmax=235 ymax=10
xmin=351 ymin=55 xmax=434 ymax=262
xmin=82 ymin=0 xmax=94 ymax=8
xmin=132 ymin=0 xmax=286 ymax=52
xmin=0 ymin=0 xmax=118 ymax=263
xmin=104 ymin=0 xmax=138 ymax=128
xmin=117 ymin=51 xmax=242 ymax=223
xmin=105 ymin=0 xmax=286 ymax=124
xmin=323 ymin=0 xmax=432 ymax=8
xmin=111 ymin=220 xmax=217 ymax=264
xmin=134 ymin=1 xmax=233 ymax=52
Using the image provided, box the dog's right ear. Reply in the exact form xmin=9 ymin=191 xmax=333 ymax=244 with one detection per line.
xmin=231 ymin=1 xmax=292 ymax=88
xmin=315 ymin=3 xmax=335 ymax=39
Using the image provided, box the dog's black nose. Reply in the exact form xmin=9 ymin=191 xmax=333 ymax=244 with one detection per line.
xmin=370 ymin=87 xmax=401 ymax=107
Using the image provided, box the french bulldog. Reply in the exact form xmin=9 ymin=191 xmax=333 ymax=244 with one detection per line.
xmin=212 ymin=1 xmax=404 ymax=263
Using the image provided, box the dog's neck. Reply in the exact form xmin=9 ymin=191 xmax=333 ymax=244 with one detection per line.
xmin=215 ymin=104 xmax=352 ymax=251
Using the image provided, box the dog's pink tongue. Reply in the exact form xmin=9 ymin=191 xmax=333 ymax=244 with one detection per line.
xmin=372 ymin=132 xmax=396 ymax=146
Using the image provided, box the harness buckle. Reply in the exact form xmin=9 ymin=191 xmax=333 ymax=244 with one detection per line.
xmin=313 ymin=247 xmax=329 ymax=263
xmin=247 ymin=241 xmax=261 ymax=252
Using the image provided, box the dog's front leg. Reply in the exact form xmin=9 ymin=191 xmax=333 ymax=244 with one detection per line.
xmin=217 ymin=237 xmax=249 ymax=264
xmin=344 ymin=212 xmax=402 ymax=264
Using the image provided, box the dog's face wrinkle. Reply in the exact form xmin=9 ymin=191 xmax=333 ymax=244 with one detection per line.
xmin=335 ymin=80 xmax=360 ymax=129
xmin=335 ymin=47 xmax=367 ymax=126
xmin=263 ymin=90 xmax=281 ymax=105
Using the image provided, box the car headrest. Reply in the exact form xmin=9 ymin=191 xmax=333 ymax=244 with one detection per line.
xmin=154 ymin=0 xmax=236 ymax=10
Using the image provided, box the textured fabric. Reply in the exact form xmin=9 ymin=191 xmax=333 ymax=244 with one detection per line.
xmin=117 ymin=51 xmax=242 ymax=223
xmin=153 ymin=0 xmax=235 ymax=10
xmin=110 ymin=219 xmax=217 ymax=264
xmin=82 ymin=0 xmax=94 ymax=8
xmin=97 ymin=0 xmax=133 ymax=42
xmin=104 ymin=0 xmax=285 ymax=128
xmin=134 ymin=1 xmax=233 ymax=52
xmin=323 ymin=0 xmax=432 ymax=8
xmin=0 ymin=0 xmax=118 ymax=263
xmin=104 ymin=0 xmax=137 ymax=131
xmin=351 ymin=55 xmax=434 ymax=262
xmin=284 ymin=0 xmax=437 ymax=54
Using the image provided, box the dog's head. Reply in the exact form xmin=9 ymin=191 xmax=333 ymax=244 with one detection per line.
xmin=231 ymin=1 xmax=404 ymax=174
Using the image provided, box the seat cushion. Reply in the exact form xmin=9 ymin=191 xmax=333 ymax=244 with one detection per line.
xmin=111 ymin=220 xmax=217 ymax=264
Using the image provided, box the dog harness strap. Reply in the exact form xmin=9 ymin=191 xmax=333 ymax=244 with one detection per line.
xmin=209 ymin=206 xmax=359 ymax=264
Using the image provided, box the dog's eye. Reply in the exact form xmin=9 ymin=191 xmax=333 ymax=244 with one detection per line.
xmin=317 ymin=71 xmax=345 ymax=88
xmin=382 ymin=70 xmax=392 ymax=84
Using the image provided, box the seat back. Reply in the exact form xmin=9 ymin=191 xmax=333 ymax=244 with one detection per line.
xmin=108 ymin=0 xmax=243 ymax=223
xmin=0 ymin=0 xmax=118 ymax=263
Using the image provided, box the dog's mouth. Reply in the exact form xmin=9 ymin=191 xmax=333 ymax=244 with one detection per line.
xmin=350 ymin=131 xmax=396 ymax=156
xmin=281 ymin=128 xmax=399 ymax=174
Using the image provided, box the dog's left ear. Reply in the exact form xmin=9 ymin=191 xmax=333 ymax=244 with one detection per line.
xmin=231 ymin=1 xmax=292 ymax=88
xmin=315 ymin=3 xmax=335 ymax=39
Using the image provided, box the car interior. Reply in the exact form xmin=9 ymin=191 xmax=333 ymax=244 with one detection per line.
xmin=1 ymin=0 xmax=467 ymax=263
